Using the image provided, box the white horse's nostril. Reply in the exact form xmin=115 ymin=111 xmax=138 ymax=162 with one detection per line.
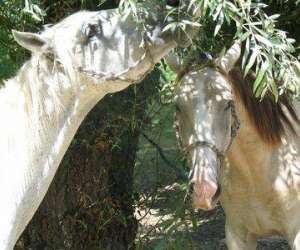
xmin=166 ymin=0 xmax=180 ymax=7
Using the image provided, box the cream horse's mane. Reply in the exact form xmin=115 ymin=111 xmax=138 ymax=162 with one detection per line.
xmin=228 ymin=67 xmax=300 ymax=146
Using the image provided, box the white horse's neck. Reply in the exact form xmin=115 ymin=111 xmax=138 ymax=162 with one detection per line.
xmin=0 ymin=57 xmax=103 ymax=248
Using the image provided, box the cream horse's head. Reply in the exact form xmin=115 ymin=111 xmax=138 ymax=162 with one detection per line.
xmin=12 ymin=1 xmax=201 ymax=95
xmin=172 ymin=43 xmax=241 ymax=210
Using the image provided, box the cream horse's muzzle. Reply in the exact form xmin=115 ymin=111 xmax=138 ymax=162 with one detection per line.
xmin=189 ymin=156 xmax=221 ymax=211
xmin=191 ymin=182 xmax=221 ymax=210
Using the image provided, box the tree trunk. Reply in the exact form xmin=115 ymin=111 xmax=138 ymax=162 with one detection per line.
xmin=16 ymin=72 xmax=159 ymax=250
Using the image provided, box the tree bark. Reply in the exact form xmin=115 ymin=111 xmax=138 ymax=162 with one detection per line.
xmin=16 ymin=72 xmax=159 ymax=250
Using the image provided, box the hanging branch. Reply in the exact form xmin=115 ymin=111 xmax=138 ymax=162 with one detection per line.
xmin=120 ymin=0 xmax=300 ymax=99
xmin=140 ymin=131 xmax=186 ymax=180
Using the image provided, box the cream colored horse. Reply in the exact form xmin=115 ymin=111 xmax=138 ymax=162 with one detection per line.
xmin=170 ymin=44 xmax=300 ymax=249
xmin=0 ymin=2 xmax=201 ymax=249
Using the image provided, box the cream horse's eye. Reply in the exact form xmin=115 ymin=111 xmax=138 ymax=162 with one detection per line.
xmin=175 ymin=104 xmax=182 ymax=112
xmin=224 ymin=101 xmax=232 ymax=111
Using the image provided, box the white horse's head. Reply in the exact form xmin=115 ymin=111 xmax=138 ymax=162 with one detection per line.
xmin=174 ymin=43 xmax=241 ymax=210
xmin=12 ymin=2 xmax=201 ymax=95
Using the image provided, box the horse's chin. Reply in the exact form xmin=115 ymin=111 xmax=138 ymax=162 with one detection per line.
xmin=193 ymin=197 xmax=219 ymax=211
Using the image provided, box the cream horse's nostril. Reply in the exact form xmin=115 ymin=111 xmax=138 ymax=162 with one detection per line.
xmin=212 ymin=183 xmax=222 ymax=202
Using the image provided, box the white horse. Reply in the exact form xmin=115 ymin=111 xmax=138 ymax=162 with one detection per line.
xmin=0 ymin=2 xmax=201 ymax=249
xmin=169 ymin=44 xmax=300 ymax=249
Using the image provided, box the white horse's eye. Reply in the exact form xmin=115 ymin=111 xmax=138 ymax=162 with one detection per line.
xmin=166 ymin=0 xmax=179 ymax=7
xmin=86 ymin=23 xmax=101 ymax=39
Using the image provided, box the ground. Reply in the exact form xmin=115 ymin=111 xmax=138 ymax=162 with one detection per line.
xmin=135 ymin=184 xmax=290 ymax=250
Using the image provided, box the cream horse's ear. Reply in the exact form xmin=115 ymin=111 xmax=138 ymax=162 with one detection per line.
xmin=215 ymin=42 xmax=241 ymax=74
xmin=165 ymin=52 xmax=184 ymax=73
xmin=12 ymin=30 xmax=51 ymax=53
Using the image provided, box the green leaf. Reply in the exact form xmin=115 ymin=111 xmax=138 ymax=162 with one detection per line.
xmin=214 ymin=11 xmax=224 ymax=36
xmin=270 ymin=80 xmax=279 ymax=102
xmin=244 ymin=49 xmax=259 ymax=77
xmin=254 ymin=76 xmax=267 ymax=99
xmin=182 ymin=20 xmax=201 ymax=27
xmin=253 ymin=61 xmax=268 ymax=94
xmin=162 ymin=22 xmax=178 ymax=33
xmin=269 ymin=14 xmax=280 ymax=20
xmin=242 ymin=37 xmax=250 ymax=70
xmin=293 ymin=61 xmax=300 ymax=78
xmin=239 ymin=31 xmax=251 ymax=42
xmin=255 ymin=34 xmax=273 ymax=48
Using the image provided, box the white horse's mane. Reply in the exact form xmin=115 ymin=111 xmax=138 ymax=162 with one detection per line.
xmin=0 ymin=52 xmax=73 ymax=148
xmin=0 ymin=11 xmax=86 ymax=121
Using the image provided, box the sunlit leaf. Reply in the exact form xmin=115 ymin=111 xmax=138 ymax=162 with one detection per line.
xmin=244 ymin=49 xmax=259 ymax=77
xmin=253 ymin=61 xmax=268 ymax=93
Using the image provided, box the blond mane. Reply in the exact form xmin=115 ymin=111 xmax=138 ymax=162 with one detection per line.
xmin=229 ymin=67 xmax=299 ymax=145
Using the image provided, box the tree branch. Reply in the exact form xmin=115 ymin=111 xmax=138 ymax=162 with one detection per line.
xmin=140 ymin=132 xmax=186 ymax=180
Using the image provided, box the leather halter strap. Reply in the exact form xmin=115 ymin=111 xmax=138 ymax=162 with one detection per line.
xmin=176 ymin=100 xmax=240 ymax=203
xmin=77 ymin=28 xmax=155 ymax=83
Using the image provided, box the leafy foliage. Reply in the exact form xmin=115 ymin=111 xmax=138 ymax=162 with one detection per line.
xmin=122 ymin=0 xmax=300 ymax=99
xmin=0 ymin=0 xmax=39 ymax=79
xmin=204 ymin=0 xmax=299 ymax=99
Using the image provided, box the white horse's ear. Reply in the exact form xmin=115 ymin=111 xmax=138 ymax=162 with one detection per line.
xmin=12 ymin=30 xmax=50 ymax=53
xmin=216 ymin=42 xmax=241 ymax=74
